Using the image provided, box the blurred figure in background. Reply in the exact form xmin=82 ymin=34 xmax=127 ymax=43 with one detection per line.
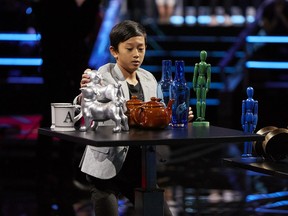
xmin=126 ymin=0 xmax=145 ymax=22
xmin=237 ymin=0 xmax=261 ymax=22
xmin=260 ymin=0 xmax=288 ymax=35
xmin=155 ymin=0 xmax=176 ymax=24
xmin=209 ymin=0 xmax=232 ymax=25
xmin=209 ymin=0 xmax=262 ymax=25
xmin=249 ymin=0 xmax=288 ymax=60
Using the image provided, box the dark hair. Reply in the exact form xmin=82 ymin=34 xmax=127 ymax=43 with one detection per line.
xmin=109 ymin=20 xmax=147 ymax=51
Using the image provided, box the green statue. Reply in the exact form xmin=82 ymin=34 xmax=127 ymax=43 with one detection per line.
xmin=193 ymin=50 xmax=211 ymax=122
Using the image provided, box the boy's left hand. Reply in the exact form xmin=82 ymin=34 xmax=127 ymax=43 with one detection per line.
xmin=188 ymin=107 xmax=194 ymax=122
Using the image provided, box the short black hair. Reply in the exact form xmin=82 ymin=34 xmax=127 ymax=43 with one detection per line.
xmin=109 ymin=20 xmax=147 ymax=51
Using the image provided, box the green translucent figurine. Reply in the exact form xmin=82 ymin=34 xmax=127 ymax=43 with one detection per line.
xmin=192 ymin=50 xmax=211 ymax=125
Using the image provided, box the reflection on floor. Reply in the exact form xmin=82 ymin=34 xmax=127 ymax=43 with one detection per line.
xmin=1 ymin=115 xmax=288 ymax=216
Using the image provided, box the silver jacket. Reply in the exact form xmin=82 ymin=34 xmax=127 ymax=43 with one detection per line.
xmin=79 ymin=63 xmax=162 ymax=179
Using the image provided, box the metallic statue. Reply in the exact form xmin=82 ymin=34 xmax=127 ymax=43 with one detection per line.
xmin=79 ymin=70 xmax=129 ymax=133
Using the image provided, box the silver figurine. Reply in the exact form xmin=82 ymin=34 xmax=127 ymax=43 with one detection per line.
xmin=79 ymin=70 xmax=129 ymax=133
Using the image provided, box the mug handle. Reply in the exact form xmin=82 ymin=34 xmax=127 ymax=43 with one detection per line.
xmin=74 ymin=104 xmax=83 ymax=122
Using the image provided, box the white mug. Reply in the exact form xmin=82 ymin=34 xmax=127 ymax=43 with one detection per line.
xmin=51 ymin=103 xmax=82 ymax=131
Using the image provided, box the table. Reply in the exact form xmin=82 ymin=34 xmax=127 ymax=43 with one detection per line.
xmin=38 ymin=124 xmax=264 ymax=216
xmin=223 ymin=157 xmax=288 ymax=214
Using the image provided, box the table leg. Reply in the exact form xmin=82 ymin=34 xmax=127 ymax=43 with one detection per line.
xmin=135 ymin=145 xmax=164 ymax=216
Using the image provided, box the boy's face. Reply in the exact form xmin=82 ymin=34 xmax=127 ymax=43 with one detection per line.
xmin=110 ymin=36 xmax=146 ymax=74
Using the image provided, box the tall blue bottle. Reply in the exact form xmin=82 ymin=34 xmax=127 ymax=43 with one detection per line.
xmin=170 ymin=60 xmax=190 ymax=128
xmin=158 ymin=60 xmax=173 ymax=106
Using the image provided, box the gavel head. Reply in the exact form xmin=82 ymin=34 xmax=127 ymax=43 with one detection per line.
xmin=254 ymin=126 xmax=288 ymax=161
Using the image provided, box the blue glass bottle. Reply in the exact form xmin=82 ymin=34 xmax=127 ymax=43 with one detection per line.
xmin=170 ymin=60 xmax=190 ymax=128
xmin=158 ymin=60 xmax=173 ymax=106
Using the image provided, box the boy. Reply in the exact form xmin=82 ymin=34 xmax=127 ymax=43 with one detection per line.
xmin=77 ymin=20 xmax=193 ymax=216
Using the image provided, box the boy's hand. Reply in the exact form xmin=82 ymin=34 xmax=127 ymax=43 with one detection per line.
xmin=80 ymin=69 xmax=92 ymax=88
xmin=188 ymin=107 xmax=194 ymax=122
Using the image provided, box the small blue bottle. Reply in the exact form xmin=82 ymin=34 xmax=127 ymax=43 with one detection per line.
xmin=158 ymin=60 xmax=173 ymax=106
xmin=170 ymin=60 xmax=190 ymax=128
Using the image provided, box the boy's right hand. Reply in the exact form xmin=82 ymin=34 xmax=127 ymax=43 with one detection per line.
xmin=80 ymin=69 xmax=92 ymax=88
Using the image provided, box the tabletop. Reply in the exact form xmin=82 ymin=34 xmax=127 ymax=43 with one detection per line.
xmin=38 ymin=124 xmax=264 ymax=147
